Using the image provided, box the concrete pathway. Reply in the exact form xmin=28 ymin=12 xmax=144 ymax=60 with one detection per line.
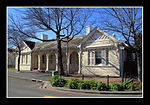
xmin=8 ymin=70 xmax=51 ymax=81
xmin=8 ymin=70 xmax=143 ymax=97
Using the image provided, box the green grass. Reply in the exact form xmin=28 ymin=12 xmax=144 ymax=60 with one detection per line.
xmin=8 ymin=68 xmax=16 ymax=70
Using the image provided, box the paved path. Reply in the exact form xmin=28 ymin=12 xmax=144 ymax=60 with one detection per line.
xmin=8 ymin=70 xmax=51 ymax=81
xmin=8 ymin=77 xmax=142 ymax=98
xmin=7 ymin=70 xmax=143 ymax=98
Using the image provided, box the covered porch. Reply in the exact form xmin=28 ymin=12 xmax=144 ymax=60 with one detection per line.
xmin=31 ymin=51 xmax=79 ymax=74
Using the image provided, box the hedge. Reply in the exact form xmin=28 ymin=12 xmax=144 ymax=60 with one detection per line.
xmin=50 ymin=76 xmax=135 ymax=91
xmin=50 ymin=75 xmax=67 ymax=87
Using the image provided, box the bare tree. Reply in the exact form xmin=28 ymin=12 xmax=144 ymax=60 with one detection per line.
xmin=99 ymin=8 xmax=142 ymax=81
xmin=8 ymin=14 xmax=29 ymax=72
xmin=9 ymin=8 xmax=93 ymax=75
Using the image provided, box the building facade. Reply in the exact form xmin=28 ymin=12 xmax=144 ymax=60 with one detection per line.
xmin=15 ymin=26 xmax=125 ymax=77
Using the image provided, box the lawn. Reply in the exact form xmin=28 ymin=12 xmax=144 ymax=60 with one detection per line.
xmin=8 ymin=68 xmax=16 ymax=70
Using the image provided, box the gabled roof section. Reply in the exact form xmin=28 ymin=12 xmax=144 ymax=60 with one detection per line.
xmin=23 ymin=40 xmax=35 ymax=50
xmin=31 ymin=35 xmax=86 ymax=51
xmin=77 ymin=27 xmax=120 ymax=47
xmin=97 ymin=28 xmax=120 ymax=43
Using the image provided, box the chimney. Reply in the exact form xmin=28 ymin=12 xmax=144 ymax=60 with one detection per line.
xmin=112 ymin=33 xmax=116 ymax=38
xmin=86 ymin=25 xmax=91 ymax=35
xmin=41 ymin=34 xmax=48 ymax=42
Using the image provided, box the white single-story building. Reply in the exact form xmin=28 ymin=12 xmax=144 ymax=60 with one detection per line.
xmin=15 ymin=26 xmax=127 ymax=77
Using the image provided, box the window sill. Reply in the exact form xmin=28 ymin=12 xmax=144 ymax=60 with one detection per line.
xmin=20 ymin=64 xmax=30 ymax=66
xmin=84 ymin=65 xmax=112 ymax=67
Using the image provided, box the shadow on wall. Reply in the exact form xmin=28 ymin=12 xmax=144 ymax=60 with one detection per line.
xmin=82 ymin=51 xmax=120 ymax=76
xmin=83 ymin=65 xmax=120 ymax=77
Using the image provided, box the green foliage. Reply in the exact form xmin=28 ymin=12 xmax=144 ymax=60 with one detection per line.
xmin=50 ymin=75 xmax=67 ymax=87
xmin=78 ymin=80 xmax=98 ymax=90
xmin=96 ymin=82 xmax=107 ymax=91
xmin=66 ymin=77 xmax=79 ymax=89
xmin=120 ymin=81 xmax=135 ymax=90
xmin=110 ymin=82 xmax=122 ymax=90
xmin=120 ymin=81 xmax=128 ymax=89
xmin=8 ymin=68 xmax=16 ymax=70
xmin=126 ymin=82 xmax=134 ymax=90
xmin=83 ymin=80 xmax=91 ymax=89
xmin=78 ymin=80 xmax=86 ymax=89
xmin=87 ymin=80 xmax=98 ymax=90
xmin=111 ymin=81 xmax=135 ymax=91
xmin=139 ymin=82 xmax=142 ymax=90
xmin=50 ymin=76 xmax=135 ymax=91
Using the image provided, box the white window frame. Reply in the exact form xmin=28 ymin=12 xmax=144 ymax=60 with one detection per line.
xmin=26 ymin=54 xmax=28 ymax=64
xmin=95 ymin=51 xmax=102 ymax=65
xmin=88 ymin=50 xmax=109 ymax=66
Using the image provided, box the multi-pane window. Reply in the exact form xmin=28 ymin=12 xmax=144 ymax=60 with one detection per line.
xmin=95 ymin=51 xmax=102 ymax=65
xmin=88 ymin=50 xmax=109 ymax=66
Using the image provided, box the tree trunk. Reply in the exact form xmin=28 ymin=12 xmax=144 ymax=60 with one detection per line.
xmin=136 ymin=52 xmax=142 ymax=82
xmin=17 ymin=50 xmax=21 ymax=72
xmin=57 ymin=35 xmax=64 ymax=75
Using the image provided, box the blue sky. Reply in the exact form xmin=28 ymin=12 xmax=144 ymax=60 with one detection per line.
xmin=7 ymin=7 xmax=143 ymax=42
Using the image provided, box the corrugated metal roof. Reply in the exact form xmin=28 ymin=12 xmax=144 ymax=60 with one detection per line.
xmin=25 ymin=35 xmax=86 ymax=51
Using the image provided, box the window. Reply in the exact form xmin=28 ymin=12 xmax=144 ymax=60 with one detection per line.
xmin=21 ymin=55 xmax=23 ymax=64
xmin=132 ymin=53 xmax=136 ymax=61
xmin=95 ymin=51 xmax=102 ymax=64
xmin=106 ymin=50 xmax=109 ymax=65
xmin=22 ymin=55 xmax=24 ymax=64
xmin=26 ymin=55 xmax=28 ymax=64
xmin=88 ymin=51 xmax=90 ymax=65
xmin=70 ymin=54 xmax=72 ymax=64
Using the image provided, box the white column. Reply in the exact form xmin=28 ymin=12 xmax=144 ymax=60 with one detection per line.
xmin=55 ymin=53 xmax=58 ymax=71
xmin=46 ymin=54 xmax=49 ymax=71
xmin=38 ymin=54 xmax=41 ymax=70
xmin=30 ymin=53 xmax=32 ymax=71
xmin=66 ymin=52 xmax=70 ymax=73
xmin=90 ymin=51 xmax=92 ymax=66
xmin=78 ymin=47 xmax=83 ymax=74
xmin=66 ymin=52 xmax=68 ymax=73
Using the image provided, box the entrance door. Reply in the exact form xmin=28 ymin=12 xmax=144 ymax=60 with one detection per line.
xmin=33 ymin=54 xmax=38 ymax=69
xmin=49 ymin=53 xmax=56 ymax=70
xmin=41 ymin=54 xmax=46 ymax=70
xmin=69 ymin=52 xmax=79 ymax=73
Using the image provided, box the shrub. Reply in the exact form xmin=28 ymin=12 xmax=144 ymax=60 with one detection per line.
xmin=50 ymin=75 xmax=67 ymax=87
xmin=78 ymin=80 xmax=98 ymax=90
xmin=83 ymin=80 xmax=91 ymax=89
xmin=96 ymin=82 xmax=107 ymax=91
xmin=120 ymin=81 xmax=135 ymax=90
xmin=110 ymin=82 xmax=122 ymax=90
xmin=78 ymin=80 xmax=87 ymax=89
xmin=126 ymin=82 xmax=134 ymax=90
xmin=120 ymin=81 xmax=128 ymax=89
xmin=139 ymin=82 xmax=142 ymax=90
xmin=87 ymin=80 xmax=98 ymax=90
xmin=66 ymin=77 xmax=79 ymax=89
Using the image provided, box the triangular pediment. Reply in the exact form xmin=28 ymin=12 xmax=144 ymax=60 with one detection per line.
xmin=87 ymin=30 xmax=110 ymax=43
xmin=78 ymin=27 xmax=120 ymax=48
xmin=21 ymin=41 xmax=33 ymax=53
